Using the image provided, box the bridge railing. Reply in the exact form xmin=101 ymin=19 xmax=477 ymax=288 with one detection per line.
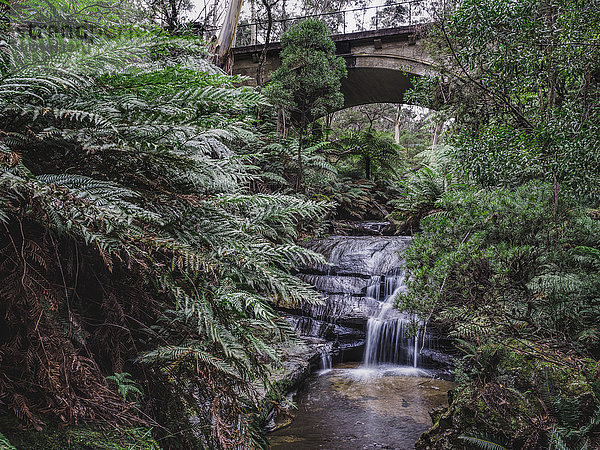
xmin=196 ymin=1 xmax=428 ymax=48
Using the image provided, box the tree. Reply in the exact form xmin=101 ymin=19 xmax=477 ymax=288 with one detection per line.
xmin=264 ymin=18 xmax=347 ymax=191
xmin=256 ymin=0 xmax=280 ymax=86
xmin=148 ymin=0 xmax=193 ymax=29
xmin=372 ymin=0 xmax=408 ymax=28
xmin=212 ymin=0 xmax=244 ymax=69
xmin=335 ymin=129 xmax=403 ymax=180
xmin=398 ymin=1 xmax=600 ymax=447
xmin=415 ymin=0 xmax=600 ymax=208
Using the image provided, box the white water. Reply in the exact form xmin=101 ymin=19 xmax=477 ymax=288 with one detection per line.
xmin=294 ymin=235 xmax=433 ymax=368
xmin=363 ymin=269 xmax=426 ymax=368
xmin=319 ymin=352 xmax=332 ymax=372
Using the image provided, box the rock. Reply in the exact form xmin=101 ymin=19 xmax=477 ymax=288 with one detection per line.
xmin=301 ymin=235 xmax=412 ymax=276
xmin=331 ymin=221 xmax=397 ymax=236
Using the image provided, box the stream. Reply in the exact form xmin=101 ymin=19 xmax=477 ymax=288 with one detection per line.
xmin=269 ymin=364 xmax=454 ymax=449
xmin=270 ymin=232 xmax=453 ymax=449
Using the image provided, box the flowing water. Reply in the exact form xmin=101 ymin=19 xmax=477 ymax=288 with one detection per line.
xmin=270 ymin=234 xmax=452 ymax=448
xmin=293 ymin=235 xmax=436 ymax=366
xmin=320 ymin=352 xmax=333 ymax=372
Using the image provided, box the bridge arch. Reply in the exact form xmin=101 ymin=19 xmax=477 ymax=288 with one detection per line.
xmin=231 ymin=26 xmax=435 ymax=108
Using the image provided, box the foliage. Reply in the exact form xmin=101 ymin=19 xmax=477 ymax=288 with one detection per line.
xmin=403 ymin=0 xmax=600 ymax=447
xmin=0 ymin=432 xmax=16 ymax=450
xmin=458 ymin=434 xmax=507 ymax=450
xmin=298 ymin=0 xmax=367 ymax=31
xmin=404 ymin=183 xmax=600 ymax=447
xmin=251 ymin=137 xmax=338 ymax=192
xmin=329 ymin=103 xmax=398 ymax=136
xmin=402 ymin=183 xmax=600 ymax=349
xmin=371 ymin=0 xmax=409 ymax=28
xmin=333 ymin=128 xmax=403 ymax=180
xmin=0 ymin=4 xmax=330 ymax=448
xmin=389 ymin=166 xmax=455 ymax=232
xmin=147 ymin=0 xmax=193 ymax=29
xmin=264 ymin=18 xmax=347 ymax=121
xmin=250 ymin=132 xmax=401 ymax=222
xmin=105 ymin=373 xmax=143 ymax=403
xmin=418 ymin=0 xmax=600 ymax=204
xmin=2 ymin=421 xmax=159 ymax=450
xmin=422 ymin=337 xmax=600 ymax=449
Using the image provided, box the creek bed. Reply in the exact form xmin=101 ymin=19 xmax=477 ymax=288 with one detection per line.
xmin=269 ymin=362 xmax=454 ymax=449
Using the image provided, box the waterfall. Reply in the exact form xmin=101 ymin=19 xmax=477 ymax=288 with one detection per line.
xmin=319 ymin=352 xmax=332 ymax=371
xmin=293 ymin=235 xmax=434 ymax=368
xmin=363 ymin=269 xmax=425 ymax=368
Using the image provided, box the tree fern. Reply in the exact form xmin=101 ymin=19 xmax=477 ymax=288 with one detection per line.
xmin=0 ymin=3 xmax=331 ymax=448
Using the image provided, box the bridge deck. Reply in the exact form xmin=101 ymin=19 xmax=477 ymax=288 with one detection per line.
xmin=232 ymin=25 xmax=426 ymax=57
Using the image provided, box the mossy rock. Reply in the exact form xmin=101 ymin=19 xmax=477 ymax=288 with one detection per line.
xmin=417 ymin=339 xmax=600 ymax=449
xmin=0 ymin=418 xmax=158 ymax=450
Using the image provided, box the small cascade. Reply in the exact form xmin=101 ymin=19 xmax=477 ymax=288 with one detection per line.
xmin=363 ymin=269 xmax=430 ymax=368
xmin=365 ymin=275 xmax=381 ymax=301
xmin=319 ymin=352 xmax=332 ymax=371
xmin=291 ymin=234 xmax=436 ymax=367
xmin=364 ymin=317 xmax=421 ymax=367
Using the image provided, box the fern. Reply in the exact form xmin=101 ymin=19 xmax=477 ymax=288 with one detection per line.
xmin=0 ymin=432 xmax=16 ymax=450
xmin=106 ymin=373 xmax=143 ymax=402
xmin=458 ymin=434 xmax=508 ymax=450
xmin=0 ymin=4 xmax=331 ymax=449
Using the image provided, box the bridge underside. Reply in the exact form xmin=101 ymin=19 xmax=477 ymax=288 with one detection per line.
xmin=341 ymin=67 xmax=413 ymax=108
xmin=231 ymin=26 xmax=433 ymax=109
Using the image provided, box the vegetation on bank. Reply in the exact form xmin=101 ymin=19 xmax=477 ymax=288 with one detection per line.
xmin=0 ymin=2 xmax=331 ymax=448
xmin=399 ymin=0 xmax=600 ymax=448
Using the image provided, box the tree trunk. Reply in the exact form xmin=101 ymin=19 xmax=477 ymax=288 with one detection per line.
xmin=169 ymin=0 xmax=177 ymax=29
xmin=257 ymin=0 xmax=277 ymax=86
xmin=325 ymin=113 xmax=333 ymax=139
xmin=281 ymin=0 xmax=287 ymax=31
xmin=432 ymin=121 xmax=444 ymax=146
xmin=250 ymin=0 xmax=256 ymax=45
xmin=394 ymin=104 xmax=401 ymax=144
xmin=553 ymin=170 xmax=559 ymax=222
xmin=296 ymin=113 xmax=305 ymax=192
xmin=213 ymin=0 xmax=244 ymax=70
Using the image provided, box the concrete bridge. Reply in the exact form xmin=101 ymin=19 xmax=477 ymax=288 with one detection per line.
xmin=230 ymin=8 xmax=435 ymax=109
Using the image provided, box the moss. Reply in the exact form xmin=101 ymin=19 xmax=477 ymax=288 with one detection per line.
xmin=1 ymin=418 xmax=158 ymax=450
xmin=417 ymin=339 xmax=600 ymax=449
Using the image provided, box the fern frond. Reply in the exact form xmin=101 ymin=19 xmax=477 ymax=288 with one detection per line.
xmin=458 ymin=434 xmax=508 ymax=450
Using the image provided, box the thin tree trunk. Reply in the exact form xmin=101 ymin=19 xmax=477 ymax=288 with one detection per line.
xmin=553 ymin=171 xmax=559 ymax=222
xmin=325 ymin=113 xmax=333 ymax=139
xmin=281 ymin=0 xmax=287 ymax=31
xmin=296 ymin=113 xmax=305 ymax=192
xmin=168 ymin=0 xmax=177 ymax=29
xmin=257 ymin=0 xmax=277 ymax=86
xmin=432 ymin=121 xmax=443 ymax=146
xmin=394 ymin=104 xmax=401 ymax=144
xmin=250 ymin=0 xmax=256 ymax=45
xmin=277 ymin=106 xmax=282 ymax=137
